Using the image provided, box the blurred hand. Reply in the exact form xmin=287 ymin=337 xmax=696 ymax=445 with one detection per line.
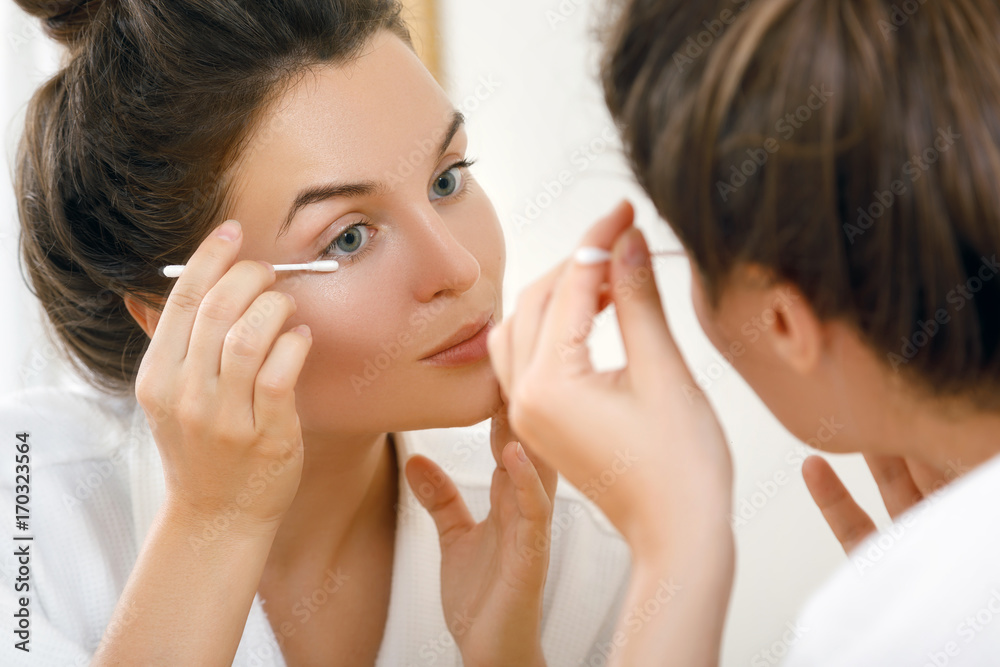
xmin=803 ymin=454 xmax=952 ymax=553
xmin=484 ymin=200 xmax=736 ymax=666
xmin=486 ymin=201 xmax=733 ymax=554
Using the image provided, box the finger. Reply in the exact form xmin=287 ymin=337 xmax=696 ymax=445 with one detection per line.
xmin=535 ymin=200 xmax=635 ymax=375
xmin=219 ymin=291 xmax=298 ymax=411
xmin=511 ymin=258 xmax=570 ymax=390
xmin=608 ymin=226 xmax=688 ymax=390
xmin=152 ymin=220 xmax=244 ymax=362
xmin=187 ymin=259 xmax=277 ymax=377
xmin=490 ymin=401 xmax=515 ymax=469
xmin=487 ymin=317 xmax=513 ymax=402
xmin=597 ymin=281 xmax=614 ymax=313
xmin=405 ymin=455 xmax=476 ymax=548
xmin=904 ymin=458 xmax=953 ymax=497
xmin=519 ymin=441 xmax=557 ymax=503
xmin=802 ymin=455 xmax=877 ymax=554
xmin=487 ymin=268 xmax=614 ymax=402
xmin=862 ymin=454 xmax=925 ymax=519
xmin=501 ymin=442 xmax=552 ymax=523
xmin=251 ymin=325 xmax=312 ymax=438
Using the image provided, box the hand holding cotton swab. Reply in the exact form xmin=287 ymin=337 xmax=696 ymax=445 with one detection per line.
xmin=159 ymin=259 xmax=340 ymax=278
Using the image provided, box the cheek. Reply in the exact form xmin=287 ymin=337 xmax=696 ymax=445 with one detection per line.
xmin=690 ymin=273 xmax=757 ymax=377
xmin=284 ymin=278 xmax=413 ymax=384
xmin=690 ymin=269 xmax=727 ymax=352
xmin=460 ymin=187 xmax=505 ymax=276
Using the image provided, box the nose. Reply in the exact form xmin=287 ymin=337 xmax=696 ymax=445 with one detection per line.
xmin=406 ymin=202 xmax=481 ymax=302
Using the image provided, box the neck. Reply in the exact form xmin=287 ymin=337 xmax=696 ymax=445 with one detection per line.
xmin=877 ymin=393 xmax=1000 ymax=478
xmin=265 ymin=430 xmax=398 ymax=575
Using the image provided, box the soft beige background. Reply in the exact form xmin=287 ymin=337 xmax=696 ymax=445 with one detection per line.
xmin=0 ymin=2 xmax=891 ymax=665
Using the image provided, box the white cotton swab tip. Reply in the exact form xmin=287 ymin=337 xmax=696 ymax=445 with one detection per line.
xmin=573 ymin=247 xmax=614 ymax=265
xmin=159 ymin=259 xmax=340 ymax=278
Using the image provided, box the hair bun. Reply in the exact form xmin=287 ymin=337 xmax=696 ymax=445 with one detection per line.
xmin=14 ymin=0 xmax=106 ymax=47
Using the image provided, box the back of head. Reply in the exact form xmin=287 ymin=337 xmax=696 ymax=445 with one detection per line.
xmin=601 ymin=0 xmax=1000 ymax=408
xmin=14 ymin=0 xmax=102 ymax=47
xmin=12 ymin=0 xmax=410 ymax=396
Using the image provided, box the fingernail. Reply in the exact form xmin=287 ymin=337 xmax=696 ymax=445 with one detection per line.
xmin=624 ymin=228 xmax=649 ymax=267
xmin=256 ymin=260 xmax=275 ymax=274
xmin=216 ymin=220 xmax=241 ymax=241
xmin=293 ymin=324 xmax=311 ymax=339
xmin=516 ymin=442 xmax=528 ymax=463
xmin=574 ymin=246 xmax=612 ymax=265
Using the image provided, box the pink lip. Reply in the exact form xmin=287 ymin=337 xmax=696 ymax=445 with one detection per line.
xmin=420 ymin=312 xmax=494 ymax=367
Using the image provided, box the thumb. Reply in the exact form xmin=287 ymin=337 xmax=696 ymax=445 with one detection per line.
xmin=609 ymin=227 xmax=686 ymax=388
xmin=404 ymin=455 xmax=475 ymax=548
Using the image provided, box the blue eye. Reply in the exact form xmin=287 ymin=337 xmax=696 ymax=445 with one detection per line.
xmin=430 ymin=166 xmax=463 ymax=201
xmin=321 ymin=221 xmax=375 ymax=260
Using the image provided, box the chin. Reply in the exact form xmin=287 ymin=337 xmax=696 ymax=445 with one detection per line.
xmin=406 ymin=361 xmax=504 ymax=430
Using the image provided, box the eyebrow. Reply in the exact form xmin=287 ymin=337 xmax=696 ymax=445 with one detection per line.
xmin=275 ymin=109 xmax=467 ymax=240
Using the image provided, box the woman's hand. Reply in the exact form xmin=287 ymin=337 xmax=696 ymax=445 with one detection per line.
xmin=95 ymin=220 xmax=312 ymax=666
xmin=803 ymin=454 xmax=953 ymax=553
xmin=487 ymin=201 xmax=732 ymax=553
xmin=404 ymin=401 xmax=557 ymax=667
xmin=485 ymin=201 xmax=735 ymax=666
xmin=134 ymin=218 xmax=312 ymax=536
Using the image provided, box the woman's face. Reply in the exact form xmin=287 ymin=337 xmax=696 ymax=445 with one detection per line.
xmin=687 ymin=261 xmax=854 ymax=452
xmin=224 ymin=31 xmax=505 ymax=437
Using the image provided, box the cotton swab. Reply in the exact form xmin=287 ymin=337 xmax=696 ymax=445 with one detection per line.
xmin=159 ymin=259 xmax=340 ymax=278
xmin=574 ymin=247 xmax=685 ymax=265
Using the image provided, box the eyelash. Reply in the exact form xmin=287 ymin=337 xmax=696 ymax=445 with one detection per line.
xmin=320 ymin=158 xmax=478 ymax=263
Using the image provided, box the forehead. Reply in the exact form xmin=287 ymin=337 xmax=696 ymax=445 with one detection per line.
xmin=231 ymin=31 xmax=456 ymax=195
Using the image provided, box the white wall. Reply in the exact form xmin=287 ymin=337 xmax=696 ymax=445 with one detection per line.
xmin=0 ymin=3 xmax=892 ymax=665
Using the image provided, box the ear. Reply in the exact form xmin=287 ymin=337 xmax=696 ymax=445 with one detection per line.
xmin=759 ymin=282 xmax=823 ymax=376
xmin=123 ymin=293 xmax=164 ymax=339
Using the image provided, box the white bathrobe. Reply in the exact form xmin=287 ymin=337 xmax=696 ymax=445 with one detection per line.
xmin=0 ymin=379 xmax=632 ymax=666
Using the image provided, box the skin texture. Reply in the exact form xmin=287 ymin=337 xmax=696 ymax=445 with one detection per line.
xmin=488 ymin=201 xmax=1000 ymax=666
xmin=116 ymin=31 xmax=555 ymax=667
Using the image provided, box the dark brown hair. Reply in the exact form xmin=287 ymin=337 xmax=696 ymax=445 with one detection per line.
xmin=601 ymin=0 xmax=1000 ymax=406
xmin=14 ymin=0 xmax=411 ymax=395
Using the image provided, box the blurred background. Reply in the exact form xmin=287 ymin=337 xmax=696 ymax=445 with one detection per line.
xmin=0 ymin=1 xmax=892 ymax=665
